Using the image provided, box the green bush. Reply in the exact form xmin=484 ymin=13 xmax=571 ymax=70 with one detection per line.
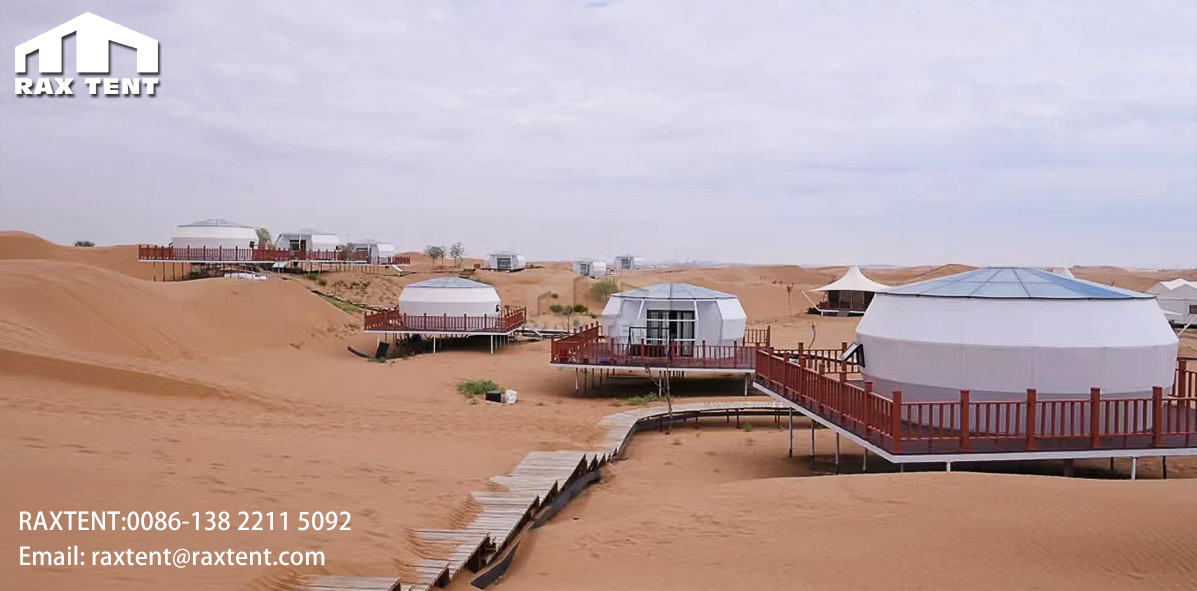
xmin=73 ymin=240 xmax=95 ymax=247
xmin=590 ymin=279 xmax=621 ymax=301
xmin=572 ymin=304 xmax=588 ymax=314
xmin=806 ymin=306 xmax=820 ymax=315
xmin=306 ymin=272 xmax=320 ymax=281
xmin=457 ymin=380 xmax=502 ymax=398
xmin=549 ymin=304 xmax=564 ymax=314
xmin=317 ymin=278 xmax=328 ymax=286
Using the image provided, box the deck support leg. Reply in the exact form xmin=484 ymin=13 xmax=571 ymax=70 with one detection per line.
xmin=490 ymin=334 xmax=494 ymax=355
xmin=574 ymin=369 xmax=579 ymax=395
xmin=1063 ymin=459 xmax=1075 ymax=477
xmin=743 ymin=374 xmax=749 ymax=396
xmin=809 ymin=420 xmax=816 ymax=470
xmin=834 ymin=433 xmax=840 ymax=474
xmin=862 ymin=449 xmax=868 ymax=472
xmin=1110 ymin=457 xmax=1115 ymax=472
xmin=1162 ymin=456 xmax=1168 ymax=479
xmin=1131 ymin=457 xmax=1138 ymax=480
xmin=946 ymin=462 xmax=952 ymax=473
xmin=788 ymin=410 xmax=793 ymax=458
xmin=899 ymin=463 xmax=905 ymax=473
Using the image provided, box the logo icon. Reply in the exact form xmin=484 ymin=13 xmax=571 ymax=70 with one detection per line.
xmin=14 ymin=12 xmax=159 ymax=97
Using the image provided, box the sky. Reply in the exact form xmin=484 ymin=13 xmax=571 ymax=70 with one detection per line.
xmin=1 ymin=0 xmax=1195 ymax=268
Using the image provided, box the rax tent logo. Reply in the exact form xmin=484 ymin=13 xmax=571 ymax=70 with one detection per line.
xmin=14 ymin=12 xmax=159 ymax=97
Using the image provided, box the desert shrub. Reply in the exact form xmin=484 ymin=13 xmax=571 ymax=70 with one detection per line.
xmin=74 ymin=240 xmax=95 ymax=247
xmin=806 ymin=306 xmax=820 ymax=315
xmin=625 ymin=393 xmax=661 ymax=406
xmin=550 ymin=292 xmax=559 ymax=299
xmin=306 ymin=272 xmax=320 ymax=281
xmin=549 ymin=304 xmax=564 ymax=314
xmin=317 ymin=278 xmax=328 ymax=286
xmin=457 ymin=380 xmax=502 ymax=398
xmin=572 ymin=304 xmax=588 ymax=314
xmin=590 ymin=279 xmax=621 ymax=301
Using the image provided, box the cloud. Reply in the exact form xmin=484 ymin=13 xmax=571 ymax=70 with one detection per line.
xmin=1 ymin=0 xmax=1194 ymax=267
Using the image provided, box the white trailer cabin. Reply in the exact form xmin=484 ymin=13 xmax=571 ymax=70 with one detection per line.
xmin=485 ymin=251 xmax=527 ymax=271
xmin=573 ymin=259 xmax=607 ymax=278
xmin=170 ymin=219 xmax=259 ymax=249
xmin=276 ymin=228 xmax=343 ymax=253
xmin=1149 ymin=278 xmax=1197 ymax=327
xmin=614 ymin=254 xmax=645 ymax=270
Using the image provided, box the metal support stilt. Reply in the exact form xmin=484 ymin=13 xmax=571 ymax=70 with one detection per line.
xmin=788 ymin=410 xmax=793 ymax=458
xmin=946 ymin=462 xmax=952 ymax=473
xmin=835 ymin=433 xmax=840 ymax=474
xmin=489 ymin=334 xmax=494 ymax=355
xmin=1163 ymin=456 xmax=1168 ymax=479
xmin=743 ymin=374 xmax=749 ymax=396
xmin=574 ymin=369 xmax=579 ymax=395
xmin=899 ymin=463 xmax=905 ymax=473
xmin=809 ymin=420 xmax=815 ymax=470
xmin=862 ymin=449 xmax=868 ymax=472
xmin=1131 ymin=457 xmax=1138 ymax=480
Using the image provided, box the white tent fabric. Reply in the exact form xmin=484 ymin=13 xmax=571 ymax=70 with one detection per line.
xmin=170 ymin=219 xmax=258 ymax=249
xmin=277 ymin=228 xmax=343 ymax=251
xmin=486 ymin=251 xmax=526 ymax=271
xmin=813 ymin=266 xmax=890 ymax=293
xmin=1050 ymin=267 xmax=1076 ymax=278
xmin=1149 ymin=279 xmax=1197 ymax=325
xmin=399 ymin=278 xmax=501 ymax=317
xmin=573 ymin=259 xmax=607 ymax=277
xmin=857 ymin=270 xmax=1179 ymax=403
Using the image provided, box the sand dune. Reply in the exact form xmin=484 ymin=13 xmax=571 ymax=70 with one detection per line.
xmin=505 ymin=469 xmax=1197 ymax=591
xmin=1 ymin=234 xmax=1194 ymax=590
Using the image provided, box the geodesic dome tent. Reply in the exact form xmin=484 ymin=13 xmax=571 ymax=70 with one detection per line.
xmin=600 ymin=283 xmax=747 ymax=347
xmin=855 ymin=267 xmax=1179 ymax=403
xmin=1149 ymin=278 xmax=1197 ymax=326
xmin=485 ymin=251 xmax=526 ymax=271
xmin=275 ymin=228 xmax=343 ymax=252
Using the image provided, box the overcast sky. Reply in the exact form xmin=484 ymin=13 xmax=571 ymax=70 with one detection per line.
xmin=1 ymin=0 xmax=1194 ymax=268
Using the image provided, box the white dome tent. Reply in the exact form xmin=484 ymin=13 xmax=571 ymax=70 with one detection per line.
xmin=573 ymin=259 xmax=607 ymax=278
xmin=348 ymin=238 xmax=396 ymax=264
xmin=1148 ymin=278 xmax=1197 ymax=327
xmin=811 ymin=265 xmax=889 ymax=315
xmin=399 ymin=277 xmax=502 ymax=318
xmin=1051 ymin=267 xmax=1076 ymax=279
xmin=601 ymin=283 xmax=748 ymax=350
xmin=170 ymin=219 xmax=258 ymax=250
xmin=614 ymin=254 xmax=645 ymax=270
xmin=856 ymin=267 xmax=1179 ymax=409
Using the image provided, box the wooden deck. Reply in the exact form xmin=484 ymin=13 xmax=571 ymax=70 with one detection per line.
xmin=755 ymin=350 xmax=1197 ymax=459
xmin=299 ymin=400 xmax=787 ymax=591
xmin=550 ymin=323 xmax=771 ymax=371
xmin=363 ymin=307 xmax=526 ymax=335
xmin=138 ymin=245 xmax=412 ymax=265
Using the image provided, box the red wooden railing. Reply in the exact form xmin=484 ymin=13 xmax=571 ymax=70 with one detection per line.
xmin=550 ymin=323 xmax=769 ymax=370
xmin=744 ymin=326 xmax=771 ymax=347
xmin=755 ymin=350 xmax=1197 ymax=454
xmin=363 ymin=307 xmax=526 ymax=333
xmin=138 ymin=245 xmax=411 ymax=265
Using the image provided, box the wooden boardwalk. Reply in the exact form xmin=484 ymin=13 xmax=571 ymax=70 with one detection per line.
xmin=299 ymin=400 xmax=786 ymax=591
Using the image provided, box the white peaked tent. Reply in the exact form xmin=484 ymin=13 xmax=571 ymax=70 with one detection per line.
xmin=1149 ymin=278 xmax=1197 ymax=326
xmin=399 ymin=278 xmax=502 ymax=317
xmin=276 ymin=228 xmax=343 ymax=252
xmin=573 ymin=259 xmax=607 ymax=278
xmin=170 ymin=219 xmax=258 ymax=249
xmin=856 ymin=268 xmax=1179 ymax=409
xmin=1051 ymin=267 xmax=1076 ymax=278
xmin=601 ymin=283 xmax=747 ymax=348
xmin=485 ymin=251 xmax=526 ymax=271
xmin=812 ymin=265 xmax=890 ymax=314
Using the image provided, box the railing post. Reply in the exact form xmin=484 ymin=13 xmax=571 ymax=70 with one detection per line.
xmin=891 ymin=390 xmax=902 ymax=453
xmin=1152 ymin=386 xmax=1163 ymax=447
xmin=1090 ymin=387 xmax=1101 ymax=448
xmin=797 ymin=342 xmax=804 ymax=365
xmin=1026 ymin=388 xmax=1037 ymax=450
xmin=864 ymin=381 xmax=874 ymax=437
xmin=1179 ymin=359 xmax=1188 ymax=398
xmin=959 ymin=389 xmax=970 ymax=451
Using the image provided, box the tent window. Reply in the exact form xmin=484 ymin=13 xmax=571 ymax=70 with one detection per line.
xmin=1190 ymin=304 xmax=1197 ymax=314
xmin=645 ymin=310 xmax=696 ymax=355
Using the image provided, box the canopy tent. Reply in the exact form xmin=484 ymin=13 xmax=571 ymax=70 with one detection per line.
xmin=811 ymin=265 xmax=890 ymax=314
xmin=1148 ymin=278 xmax=1197 ymax=326
xmin=399 ymin=277 xmax=502 ymax=317
xmin=856 ymin=268 xmax=1178 ymax=412
xmin=600 ymin=283 xmax=747 ymax=349
xmin=170 ymin=218 xmax=258 ymax=249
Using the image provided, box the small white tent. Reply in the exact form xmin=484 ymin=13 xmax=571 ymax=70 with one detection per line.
xmin=348 ymin=239 xmax=396 ymax=263
xmin=601 ymin=283 xmax=748 ymax=350
xmin=573 ymin=259 xmax=607 ymax=278
xmin=856 ymin=268 xmax=1179 ymax=409
xmin=812 ymin=265 xmax=889 ymax=314
xmin=276 ymin=228 xmax=343 ymax=253
xmin=399 ymin=278 xmax=502 ymax=317
xmin=485 ymin=251 xmax=526 ymax=271
xmin=170 ymin=219 xmax=258 ymax=249
xmin=614 ymin=254 xmax=645 ymax=270
xmin=1050 ymin=267 xmax=1076 ymax=278
xmin=1149 ymin=278 xmax=1197 ymax=326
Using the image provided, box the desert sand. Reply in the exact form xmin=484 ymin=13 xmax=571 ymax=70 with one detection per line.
xmin=1 ymin=232 xmax=1194 ymax=590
